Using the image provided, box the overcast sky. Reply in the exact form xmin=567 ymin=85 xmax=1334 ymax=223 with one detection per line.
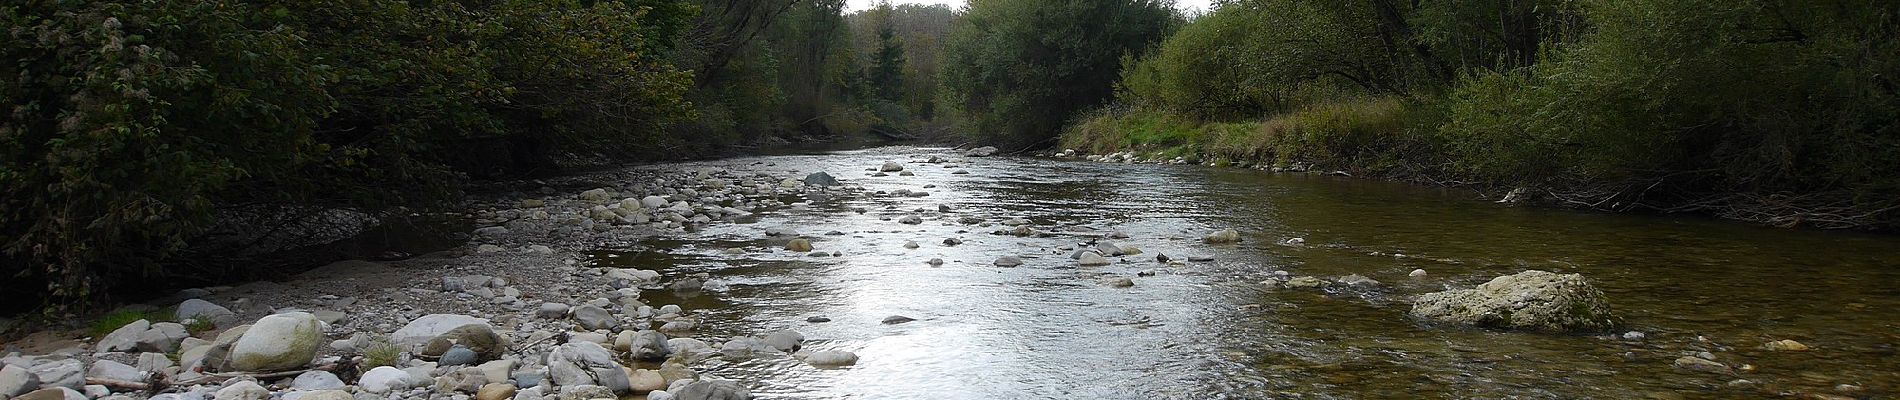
xmin=844 ymin=0 xmax=1216 ymax=13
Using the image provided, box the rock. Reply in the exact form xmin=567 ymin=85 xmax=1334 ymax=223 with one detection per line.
xmin=672 ymin=380 xmax=751 ymax=400
xmin=476 ymin=383 xmax=516 ymax=400
xmin=226 ymin=312 xmax=323 ymax=372
xmin=762 ymin=331 xmax=804 ymax=352
xmin=898 ymin=215 xmax=922 ymax=224
xmin=1100 ymin=276 xmax=1135 ymax=287
xmin=359 ymin=366 xmax=412 ymax=394
xmin=475 ymin=359 xmax=516 ymax=383
xmin=881 ymin=315 xmax=915 ymax=324
xmin=440 ymin=346 xmax=479 ymax=366
xmin=1409 ymin=270 xmax=1619 ymax=333
xmin=801 ymin=172 xmax=840 ymax=187
xmin=290 ymin=371 xmax=344 ymax=390
xmin=806 ymin=316 xmax=831 ymax=323
xmin=1202 ymin=229 xmax=1242 ymax=244
xmin=1672 ymin=356 xmax=1731 ymax=374
xmin=176 ymin=299 xmax=236 ymax=325
xmin=571 ymin=306 xmax=618 ymax=330
xmin=717 ymin=337 xmax=778 ymax=358
xmin=1094 ymin=242 xmax=1124 ymax=256
xmin=1155 ymin=253 xmax=1171 ymax=263
xmin=963 ymin=146 xmax=999 ymax=157
xmin=85 ymin=360 xmax=143 ymax=382
xmin=537 ymin=302 xmax=571 ymax=319
xmin=803 ymin=351 xmax=858 ymax=366
xmin=549 ymin=342 xmax=616 ymax=387
xmin=1409 ymin=269 xmax=1428 ymax=277
xmin=580 ymin=189 xmax=613 ymax=202
xmin=1284 ymin=276 xmax=1328 ymax=289
xmin=0 ymin=364 xmax=38 ymax=398
xmin=212 ymin=380 xmax=268 ymax=400
xmin=641 ymin=196 xmax=669 ymax=209
xmin=95 ymin=319 xmax=150 ymax=353
xmin=879 ymin=161 xmax=904 ymax=172
xmin=1076 ymin=252 xmax=1111 ymax=266
xmin=393 ymin=314 xmax=491 ymax=345
xmin=1336 ymin=274 xmax=1381 ymax=287
xmin=942 ymin=238 xmax=962 ymax=246
xmin=627 ymin=331 xmax=672 ymax=362
xmin=137 ymin=322 xmax=189 ymax=353
xmin=993 ymin=257 xmax=1023 ymax=267
xmin=12 ymin=388 xmax=83 ymax=400
xmin=785 ymin=239 xmax=814 ymax=252
xmin=901 ymin=241 xmax=919 ymax=249
xmin=1763 ymin=339 xmax=1811 ymax=351
xmin=627 ymin=369 xmax=666 ymax=393
xmin=291 ymin=390 xmax=353 ymax=400
xmin=559 ymin=385 xmax=616 ymax=400
xmin=926 ymin=258 xmax=944 ymax=266
xmin=28 ymin=359 xmax=82 ymax=390
xmin=436 ymin=367 xmax=488 ymax=393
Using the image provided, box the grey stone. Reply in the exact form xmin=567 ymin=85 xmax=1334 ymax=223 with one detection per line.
xmin=801 ymin=172 xmax=840 ymax=187
xmin=993 ymin=257 xmax=1023 ymax=267
xmin=95 ymin=319 xmax=150 ymax=353
xmin=27 ymin=359 xmax=82 ymax=390
xmin=137 ymin=322 xmax=190 ymax=353
xmin=439 ymin=346 xmax=479 ymax=366
xmin=1 ymin=364 xmax=42 ymax=398
xmin=1076 ymin=252 xmax=1111 ymax=266
xmin=290 ymin=371 xmax=344 ymax=390
xmin=357 ymin=366 xmax=411 ymax=394
xmin=536 ymin=303 xmax=570 ymax=319
xmin=1202 ymin=229 xmax=1241 ymax=244
xmin=175 ymin=299 xmax=236 ymax=325
xmin=881 ymin=315 xmax=915 ymax=325
xmin=762 ymin=331 xmax=803 ymax=352
xmin=571 ymin=306 xmax=617 ymax=330
xmin=85 ymin=360 xmax=143 ymax=382
xmin=802 ymin=351 xmax=858 ymax=366
xmin=1410 ymin=270 xmax=1619 ymax=333
xmin=212 ymin=380 xmax=268 ymax=400
xmin=627 ymin=331 xmax=671 ymax=362
xmin=226 ymin=312 xmax=323 ymax=372
xmin=391 ymin=314 xmax=491 ymax=345
xmin=672 ymin=380 xmax=750 ymax=400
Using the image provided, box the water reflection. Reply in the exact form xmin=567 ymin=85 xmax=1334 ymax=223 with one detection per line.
xmin=590 ymin=147 xmax=1900 ymax=399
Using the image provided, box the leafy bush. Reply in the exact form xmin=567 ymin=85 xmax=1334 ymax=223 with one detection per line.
xmin=941 ymin=0 xmax=1177 ymax=148
xmin=1 ymin=0 xmax=691 ymax=311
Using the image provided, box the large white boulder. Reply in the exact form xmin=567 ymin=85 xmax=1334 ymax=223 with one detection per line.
xmin=1410 ymin=270 xmax=1619 ymax=333
xmin=226 ymin=312 xmax=323 ymax=371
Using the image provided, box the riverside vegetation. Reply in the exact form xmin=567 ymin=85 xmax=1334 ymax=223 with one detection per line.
xmin=2 ymin=1 xmax=1898 ymax=398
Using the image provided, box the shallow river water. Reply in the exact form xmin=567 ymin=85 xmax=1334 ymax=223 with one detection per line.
xmin=590 ymin=147 xmax=1899 ymax=399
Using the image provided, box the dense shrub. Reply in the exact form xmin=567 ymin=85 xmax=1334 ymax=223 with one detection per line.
xmin=941 ymin=0 xmax=1177 ymax=148
xmin=0 ymin=0 xmax=691 ymax=310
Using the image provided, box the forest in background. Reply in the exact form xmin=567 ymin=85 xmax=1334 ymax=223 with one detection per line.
xmin=5 ymin=0 xmax=1899 ymax=313
xmin=0 ymin=0 xmax=960 ymax=312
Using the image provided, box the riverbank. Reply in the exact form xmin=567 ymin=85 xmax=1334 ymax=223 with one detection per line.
xmin=2 ymin=147 xmax=1894 ymax=399
xmin=1057 ymin=104 xmax=1900 ymax=231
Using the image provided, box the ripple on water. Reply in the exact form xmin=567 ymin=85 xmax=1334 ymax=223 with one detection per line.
xmin=589 ymin=147 xmax=1900 ymax=399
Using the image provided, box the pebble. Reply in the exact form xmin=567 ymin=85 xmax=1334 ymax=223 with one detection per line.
xmin=882 ymin=315 xmax=916 ymax=324
xmin=994 ymin=256 xmax=1023 ymax=267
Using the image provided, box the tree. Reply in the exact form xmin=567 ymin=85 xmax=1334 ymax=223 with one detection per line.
xmin=868 ymin=1 xmax=907 ymax=102
xmin=942 ymin=0 xmax=1178 ymax=147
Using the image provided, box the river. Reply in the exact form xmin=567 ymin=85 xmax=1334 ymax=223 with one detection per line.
xmin=590 ymin=147 xmax=1899 ymax=399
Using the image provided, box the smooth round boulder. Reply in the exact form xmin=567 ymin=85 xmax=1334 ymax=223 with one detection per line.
xmin=358 ymin=366 xmax=412 ymax=394
xmin=226 ymin=312 xmax=322 ymax=372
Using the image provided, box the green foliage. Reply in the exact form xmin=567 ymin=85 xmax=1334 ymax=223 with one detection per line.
xmin=942 ymin=0 xmax=1178 ymax=147
xmin=867 ymin=2 xmax=907 ymax=102
xmin=1 ymin=0 xmax=692 ymax=310
xmin=360 ymin=338 xmax=402 ymax=369
xmin=1063 ymin=98 xmax=1418 ymax=172
xmin=89 ymin=310 xmax=167 ymax=337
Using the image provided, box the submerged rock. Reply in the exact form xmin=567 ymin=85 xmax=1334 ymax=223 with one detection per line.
xmin=1409 ymin=270 xmax=1619 ymax=333
xmin=879 ymin=161 xmax=904 ymax=172
xmin=786 ymin=239 xmax=814 ymax=252
xmin=802 ymin=172 xmax=840 ymax=187
xmin=1202 ymin=229 xmax=1242 ymax=244
xmin=963 ymin=146 xmax=999 ymax=157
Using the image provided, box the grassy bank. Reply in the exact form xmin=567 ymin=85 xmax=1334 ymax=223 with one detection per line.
xmin=1059 ymin=98 xmax=1900 ymax=231
xmin=1062 ymin=98 xmax=1431 ymax=175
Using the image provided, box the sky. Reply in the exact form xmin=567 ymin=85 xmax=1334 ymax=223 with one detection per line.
xmin=844 ymin=0 xmax=1216 ymax=13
